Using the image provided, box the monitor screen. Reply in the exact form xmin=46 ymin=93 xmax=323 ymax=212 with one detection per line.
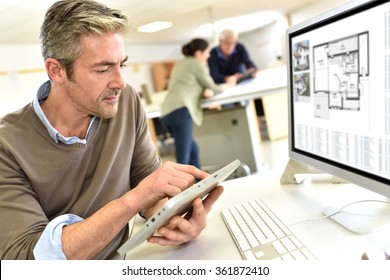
xmin=286 ymin=0 xmax=390 ymax=199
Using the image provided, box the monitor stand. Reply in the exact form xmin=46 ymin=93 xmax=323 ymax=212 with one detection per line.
xmin=323 ymin=201 xmax=390 ymax=235
xmin=280 ymin=159 xmax=345 ymax=184
xmin=280 ymin=159 xmax=390 ymax=234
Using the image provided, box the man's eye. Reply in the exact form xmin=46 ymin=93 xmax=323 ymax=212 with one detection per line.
xmin=97 ymin=68 xmax=109 ymax=73
xmin=120 ymin=64 xmax=127 ymax=69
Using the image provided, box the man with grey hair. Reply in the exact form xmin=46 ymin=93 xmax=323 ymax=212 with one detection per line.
xmin=208 ymin=29 xmax=257 ymax=85
xmin=0 ymin=0 xmax=223 ymax=260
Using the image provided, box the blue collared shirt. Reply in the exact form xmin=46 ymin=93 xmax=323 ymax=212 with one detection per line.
xmin=32 ymin=81 xmax=97 ymax=259
xmin=208 ymin=42 xmax=257 ymax=84
xmin=33 ymin=81 xmax=97 ymax=144
xmin=215 ymin=45 xmax=237 ymax=61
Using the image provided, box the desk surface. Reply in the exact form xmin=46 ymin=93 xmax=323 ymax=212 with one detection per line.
xmin=142 ymin=65 xmax=287 ymax=118
xmin=201 ymin=65 xmax=287 ymax=108
xmin=125 ymin=170 xmax=390 ymax=260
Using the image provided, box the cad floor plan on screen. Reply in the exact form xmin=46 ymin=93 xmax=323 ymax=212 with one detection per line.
xmin=290 ymin=2 xmax=390 ymax=180
xmin=312 ymin=32 xmax=369 ymax=119
xmin=292 ymin=32 xmax=370 ymax=120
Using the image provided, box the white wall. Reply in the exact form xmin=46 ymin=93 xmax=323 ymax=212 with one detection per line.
xmin=289 ymin=0 xmax=348 ymax=26
xmin=0 ymin=45 xmax=44 ymax=117
xmin=240 ymin=16 xmax=289 ymax=70
xmin=0 ymin=43 xmax=181 ymax=117
xmin=239 ymin=0 xmax=347 ymax=70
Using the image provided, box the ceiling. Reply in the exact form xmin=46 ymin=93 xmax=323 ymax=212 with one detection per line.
xmin=0 ymin=0 xmax=321 ymax=45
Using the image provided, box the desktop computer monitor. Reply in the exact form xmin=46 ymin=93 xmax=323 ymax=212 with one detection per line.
xmin=286 ymin=0 xmax=390 ymax=234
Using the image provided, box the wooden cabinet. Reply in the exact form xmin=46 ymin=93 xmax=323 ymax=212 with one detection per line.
xmin=152 ymin=61 xmax=175 ymax=92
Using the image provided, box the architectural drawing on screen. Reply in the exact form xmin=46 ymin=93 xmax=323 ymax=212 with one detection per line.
xmin=292 ymin=40 xmax=311 ymax=102
xmin=313 ymin=32 xmax=369 ymax=119
xmin=293 ymin=40 xmax=310 ymax=72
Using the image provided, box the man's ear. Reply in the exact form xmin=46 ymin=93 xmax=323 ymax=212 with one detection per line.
xmin=45 ymin=58 xmax=66 ymax=83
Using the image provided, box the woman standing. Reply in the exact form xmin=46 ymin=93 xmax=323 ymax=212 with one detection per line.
xmin=160 ymin=38 xmax=224 ymax=169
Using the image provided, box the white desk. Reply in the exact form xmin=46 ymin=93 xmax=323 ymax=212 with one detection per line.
xmin=143 ymin=65 xmax=288 ymax=140
xmin=125 ymin=171 xmax=390 ymax=260
xmin=200 ymin=66 xmax=287 ymax=109
xmin=142 ymin=66 xmax=288 ymax=174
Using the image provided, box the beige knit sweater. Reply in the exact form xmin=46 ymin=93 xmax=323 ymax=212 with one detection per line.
xmin=0 ymin=85 xmax=161 ymax=259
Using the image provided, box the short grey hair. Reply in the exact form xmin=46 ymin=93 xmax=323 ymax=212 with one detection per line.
xmin=40 ymin=0 xmax=130 ymax=80
xmin=219 ymin=29 xmax=238 ymax=41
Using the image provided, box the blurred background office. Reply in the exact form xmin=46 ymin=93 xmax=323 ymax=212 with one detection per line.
xmin=0 ymin=0 xmax=347 ymax=172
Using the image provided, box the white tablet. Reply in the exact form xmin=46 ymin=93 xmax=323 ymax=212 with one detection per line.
xmin=117 ymin=159 xmax=241 ymax=255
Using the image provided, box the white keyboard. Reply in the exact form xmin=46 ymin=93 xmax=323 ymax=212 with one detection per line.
xmin=221 ymin=198 xmax=315 ymax=260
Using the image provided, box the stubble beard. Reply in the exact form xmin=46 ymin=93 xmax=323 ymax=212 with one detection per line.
xmin=96 ymin=89 xmax=122 ymax=119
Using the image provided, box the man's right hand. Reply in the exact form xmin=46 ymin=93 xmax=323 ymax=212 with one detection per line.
xmin=225 ymin=75 xmax=238 ymax=86
xmin=129 ymin=161 xmax=209 ymax=212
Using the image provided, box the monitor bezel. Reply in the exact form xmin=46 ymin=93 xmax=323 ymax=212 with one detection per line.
xmin=286 ymin=0 xmax=390 ymax=198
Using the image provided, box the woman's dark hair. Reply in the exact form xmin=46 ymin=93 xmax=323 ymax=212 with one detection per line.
xmin=182 ymin=38 xmax=209 ymax=56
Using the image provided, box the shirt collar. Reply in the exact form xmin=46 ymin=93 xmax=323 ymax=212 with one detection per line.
xmin=33 ymin=81 xmax=96 ymax=145
xmin=216 ymin=46 xmax=237 ymax=60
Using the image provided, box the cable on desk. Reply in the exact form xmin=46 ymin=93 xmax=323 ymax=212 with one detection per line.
xmin=287 ymin=199 xmax=390 ymax=227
